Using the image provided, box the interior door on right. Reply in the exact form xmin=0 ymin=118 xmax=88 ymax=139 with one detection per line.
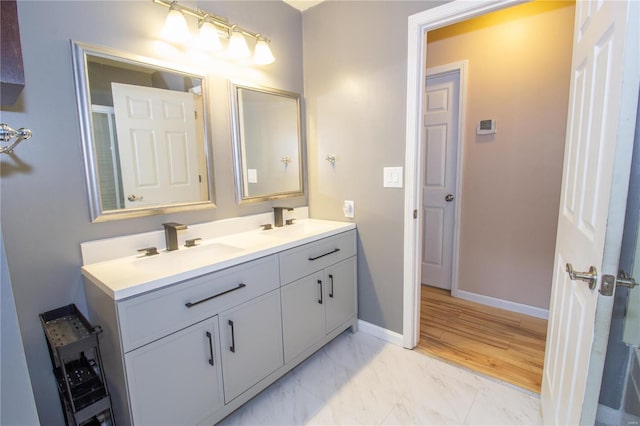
xmin=541 ymin=1 xmax=638 ymax=424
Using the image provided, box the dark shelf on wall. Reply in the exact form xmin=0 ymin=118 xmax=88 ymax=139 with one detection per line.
xmin=1 ymin=0 xmax=25 ymax=106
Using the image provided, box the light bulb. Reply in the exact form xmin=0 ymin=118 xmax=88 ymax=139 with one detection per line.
xmin=198 ymin=20 xmax=222 ymax=51
xmin=254 ymin=39 xmax=275 ymax=65
xmin=228 ymin=29 xmax=250 ymax=59
xmin=162 ymin=5 xmax=189 ymax=44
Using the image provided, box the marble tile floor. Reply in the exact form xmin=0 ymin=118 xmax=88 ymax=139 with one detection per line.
xmin=219 ymin=331 xmax=543 ymax=425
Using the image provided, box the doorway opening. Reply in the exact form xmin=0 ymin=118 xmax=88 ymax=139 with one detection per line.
xmin=405 ymin=0 xmax=639 ymax=423
xmin=411 ymin=1 xmax=576 ymax=393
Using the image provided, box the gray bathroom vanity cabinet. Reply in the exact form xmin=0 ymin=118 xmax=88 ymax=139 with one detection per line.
xmin=84 ymin=228 xmax=357 ymax=425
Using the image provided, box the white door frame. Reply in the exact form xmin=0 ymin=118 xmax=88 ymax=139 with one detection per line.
xmin=424 ymin=61 xmax=468 ymax=296
xmin=403 ymin=0 xmax=526 ymax=349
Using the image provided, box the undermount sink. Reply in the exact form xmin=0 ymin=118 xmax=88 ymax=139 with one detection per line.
xmin=133 ymin=242 xmax=245 ymax=269
xmin=267 ymin=220 xmax=335 ymax=236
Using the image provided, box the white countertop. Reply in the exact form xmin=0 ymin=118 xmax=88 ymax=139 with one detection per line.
xmin=81 ymin=218 xmax=355 ymax=301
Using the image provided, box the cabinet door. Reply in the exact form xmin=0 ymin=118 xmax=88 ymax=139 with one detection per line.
xmin=125 ymin=317 xmax=223 ymax=426
xmin=325 ymin=257 xmax=357 ymax=334
xmin=281 ymin=271 xmax=325 ymax=363
xmin=220 ymin=290 xmax=284 ymax=403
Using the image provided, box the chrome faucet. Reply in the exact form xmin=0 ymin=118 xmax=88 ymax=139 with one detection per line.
xmin=163 ymin=222 xmax=187 ymax=251
xmin=273 ymin=207 xmax=294 ymax=227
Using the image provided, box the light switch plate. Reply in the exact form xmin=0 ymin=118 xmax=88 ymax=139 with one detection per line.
xmin=383 ymin=167 xmax=403 ymax=188
xmin=343 ymin=200 xmax=355 ymax=218
xmin=248 ymin=169 xmax=258 ymax=183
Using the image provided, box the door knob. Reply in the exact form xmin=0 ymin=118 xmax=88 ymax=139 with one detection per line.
xmin=445 ymin=194 xmax=455 ymax=202
xmin=128 ymin=194 xmax=143 ymax=202
xmin=566 ymin=263 xmax=598 ymax=290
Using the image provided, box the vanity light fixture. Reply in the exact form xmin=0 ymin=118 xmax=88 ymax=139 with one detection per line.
xmin=198 ymin=16 xmax=222 ymax=52
xmin=228 ymin=27 xmax=251 ymax=59
xmin=254 ymin=37 xmax=275 ymax=65
xmin=162 ymin=2 xmax=189 ymax=44
xmin=154 ymin=0 xmax=275 ymax=65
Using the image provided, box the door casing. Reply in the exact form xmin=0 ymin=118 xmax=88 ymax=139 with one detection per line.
xmin=403 ymin=0 xmax=527 ymax=350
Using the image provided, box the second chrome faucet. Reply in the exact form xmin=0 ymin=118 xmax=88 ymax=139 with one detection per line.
xmin=273 ymin=207 xmax=294 ymax=227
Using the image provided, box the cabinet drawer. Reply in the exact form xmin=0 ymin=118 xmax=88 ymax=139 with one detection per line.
xmin=279 ymin=230 xmax=356 ymax=284
xmin=118 ymin=255 xmax=279 ymax=352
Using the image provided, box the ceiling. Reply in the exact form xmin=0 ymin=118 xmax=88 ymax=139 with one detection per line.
xmin=282 ymin=0 xmax=325 ymax=12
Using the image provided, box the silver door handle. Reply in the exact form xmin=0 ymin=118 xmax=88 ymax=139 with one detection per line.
xmin=445 ymin=194 xmax=454 ymax=202
xmin=128 ymin=194 xmax=143 ymax=202
xmin=566 ymin=263 xmax=597 ymax=290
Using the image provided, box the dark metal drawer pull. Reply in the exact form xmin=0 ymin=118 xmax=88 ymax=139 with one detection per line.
xmin=318 ymin=280 xmax=323 ymax=304
xmin=329 ymin=274 xmax=334 ymax=298
xmin=206 ymin=331 xmax=214 ymax=366
xmin=229 ymin=320 xmax=236 ymax=353
xmin=308 ymin=248 xmax=340 ymax=261
xmin=185 ymin=283 xmax=246 ymax=308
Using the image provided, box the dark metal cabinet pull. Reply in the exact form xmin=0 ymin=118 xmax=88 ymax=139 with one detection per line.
xmin=308 ymin=248 xmax=340 ymax=261
xmin=228 ymin=320 xmax=236 ymax=353
xmin=206 ymin=331 xmax=214 ymax=366
xmin=317 ymin=280 xmax=323 ymax=304
xmin=185 ymin=283 xmax=246 ymax=308
xmin=329 ymin=274 xmax=334 ymax=298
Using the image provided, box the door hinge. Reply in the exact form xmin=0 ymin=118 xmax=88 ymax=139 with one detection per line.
xmin=413 ymin=209 xmax=418 ymax=219
xmin=199 ymin=174 xmax=202 ymax=183
xmin=194 ymin=110 xmax=198 ymax=120
xmin=600 ymin=270 xmax=638 ymax=296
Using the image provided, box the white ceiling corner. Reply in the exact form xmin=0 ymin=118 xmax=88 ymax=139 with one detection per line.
xmin=282 ymin=0 xmax=325 ymax=12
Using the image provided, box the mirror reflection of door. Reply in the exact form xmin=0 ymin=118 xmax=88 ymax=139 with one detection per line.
xmin=111 ymin=82 xmax=201 ymax=208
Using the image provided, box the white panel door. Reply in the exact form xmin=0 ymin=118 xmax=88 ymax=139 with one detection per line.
xmin=112 ymin=83 xmax=200 ymax=208
xmin=422 ymin=71 xmax=459 ymax=289
xmin=541 ymin=1 xmax=638 ymax=424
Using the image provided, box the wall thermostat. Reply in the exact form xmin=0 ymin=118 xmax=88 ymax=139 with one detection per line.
xmin=476 ymin=119 xmax=497 ymax=135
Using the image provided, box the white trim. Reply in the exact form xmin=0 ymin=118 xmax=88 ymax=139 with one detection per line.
xmin=358 ymin=320 xmax=404 ymax=346
xmin=453 ymin=289 xmax=549 ymax=320
xmin=425 ymin=61 xmax=468 ymax=299
xmin=403 ymin=0 xmax=527 ymax=349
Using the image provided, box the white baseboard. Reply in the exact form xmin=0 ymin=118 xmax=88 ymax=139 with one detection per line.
xmin=453 ymin=289 xmax=549 ymax=320
xmin=358 ymin=320 xmax=404 ymax=346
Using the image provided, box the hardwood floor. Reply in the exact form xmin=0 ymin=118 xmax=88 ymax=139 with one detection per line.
xmin=416 ymin=285 xmax=547 ymax=393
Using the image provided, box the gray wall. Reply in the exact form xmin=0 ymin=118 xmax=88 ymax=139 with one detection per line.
xmin=303 ymin=1 xmax=446 ymax=333
xmin=0 ymin=1 xmax=303 ymax=422
xmin=1 ymin=229 xmax=39 ymax=426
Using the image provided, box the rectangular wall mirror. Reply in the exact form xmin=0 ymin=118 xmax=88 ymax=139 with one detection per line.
xmin=71 ymin=41 xmax=215 ymax=222
xmin=230 ymin=82 xmax=304 ymax=204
